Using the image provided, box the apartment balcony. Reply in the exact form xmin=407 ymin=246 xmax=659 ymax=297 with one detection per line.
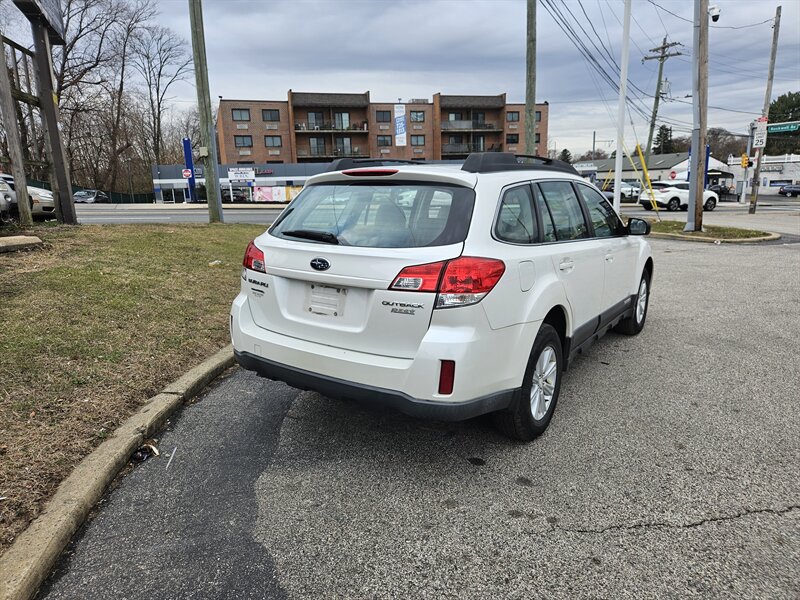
xmin=297 ymin=147 xmax=368 ymax=158
xmin=294 ymin=121 xmax=369 ymax=132
xmin=440 ymin=120 xmax=502 ymax=132
xmin=442 ymin=143 xmax=503 ymax=155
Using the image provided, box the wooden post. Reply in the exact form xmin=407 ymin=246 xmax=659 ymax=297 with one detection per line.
xmin=0 ymin=35 xmax=33 ymax=227
xmin=30 ymin=17 xmax=77 ymax=224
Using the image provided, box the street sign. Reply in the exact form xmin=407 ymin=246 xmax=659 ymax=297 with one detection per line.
xmin=766 ymin=121 xmax=800 ymax=134
xmin=753 ymin=117 xmax=768 ymax=149
xmin=182 ymin=168 xmax=192 ymax=179
xmin=669 ymin=170 xmax=677 ymax=180
xmin=228 ymin=167 xmax=255 ymax=182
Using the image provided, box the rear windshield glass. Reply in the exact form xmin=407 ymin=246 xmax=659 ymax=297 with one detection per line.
xmin=269 ymin=182 xmax=475 ymax=248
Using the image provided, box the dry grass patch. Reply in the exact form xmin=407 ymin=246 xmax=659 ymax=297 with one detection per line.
xmin=648 ymin=219 xmax=769 ymax=239
xmin=0 ymin=223 xmax=265 ymax=551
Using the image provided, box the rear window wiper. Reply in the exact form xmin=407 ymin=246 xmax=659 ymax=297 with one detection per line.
xmin=281 ymin=229 xmax=340 ymax=244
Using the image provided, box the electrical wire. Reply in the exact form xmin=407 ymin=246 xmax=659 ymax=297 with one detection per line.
xmin=646 ymin=0 xmax=776 ymax=29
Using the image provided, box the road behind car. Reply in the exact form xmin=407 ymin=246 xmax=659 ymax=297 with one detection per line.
xmin=41 ymin=238 xmax=800 ymax=599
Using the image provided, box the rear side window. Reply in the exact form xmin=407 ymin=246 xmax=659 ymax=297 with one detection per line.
xmin=537 ymin=181 xmax=589 ymax=241
xmin=270 ymin=182 xmax=475 ymax=248
xmin=577 ymin=184 xmax=623 ymax=237
xmin=495 ymin=185 xmax=536 ymax=244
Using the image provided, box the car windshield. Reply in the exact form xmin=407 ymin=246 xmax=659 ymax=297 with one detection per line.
xmin=75 ymin=191 xmax=90 ymax=196
xmin=270 ymin=181 xmax=475 ymax=248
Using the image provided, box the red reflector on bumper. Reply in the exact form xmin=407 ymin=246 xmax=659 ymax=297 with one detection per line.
xmin=438 ymin=360 xmax=455 ymax=395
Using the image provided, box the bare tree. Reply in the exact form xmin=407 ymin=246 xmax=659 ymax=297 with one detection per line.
xmin=131 ymin=25 xmax=191 ymax=166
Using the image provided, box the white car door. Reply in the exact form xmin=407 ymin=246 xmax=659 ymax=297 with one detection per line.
xmin=576 ymin=183 xmax=638 ymax=317
xmin=535 ymin=181 xmax=604 ymax=346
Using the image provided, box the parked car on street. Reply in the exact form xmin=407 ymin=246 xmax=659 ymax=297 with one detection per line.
xmin=0 ymin=174 xmax=56 ymax=218
xmin=0 ymin=179 xmax=12 ymax=221
xmin=778 ymin=184 xmax=800 ymax=197
xmin=598 ymin=181 xmax=641 ymax=200
xmin=232 ymin=153 xmax=653 ymax=441
xmin=639 ymin=181 xmax=718 ymax=211
xmin=222 ymin=189 xmax=248 ymax=203
xmin=708 ymin=183 xmax=731 ymax=196
xmin=73 ymin=189 xmax=110 ymax=203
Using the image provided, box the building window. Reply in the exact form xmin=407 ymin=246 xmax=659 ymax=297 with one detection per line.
xmin=473 ymin=112 xmax=485 ymax=124
xmin=335 ymin=137 xmax=352 ymax=155
xmin=262 ymin=109 xmax=280 ymax=121
xmin=232 ymin=108 xmax=250 ymax=121
xmin=310 ymin=137 xmax=326 ymax=155
xmin=449 ymin=135 xmax=463 ymax=144
xmin=377 ymin=135 xmax=392 ymax=147
xmin=334 ymin=112 xmax=350 ymax=129
xmin=507 ymin=111 xmax=520 ymax=122
xmin=411 ymin=135 xmax=425 ymax=146
xmin=535 ymin=133 xmax=541 ymax=143
xmin=536 ymin=110 xmax=542 ymax=122
xmin=234 ymin=135 xmax=252 ymax=147
xmin=265 ymin=135 xmax=282 ymax=147
xmin=410 ymin=111 xmax=425 ymax=122
xmin=448 ymin=112 xmax=463 ymax=121
xmin=506 ymin=134 xmax=519 ymax=144
xmin=376 ymin=110 xmax=391 ymax=123
xmin=308 ymin=112 xmax=324 ymax=128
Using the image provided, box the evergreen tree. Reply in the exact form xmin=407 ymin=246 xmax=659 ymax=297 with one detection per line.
xmin=765 ymin=92 xmax=800 ymax=155
xmin=652 ymin=125 xmax=674 ymax=154
xmin=558 ymin=148 xmax=573 ymax=163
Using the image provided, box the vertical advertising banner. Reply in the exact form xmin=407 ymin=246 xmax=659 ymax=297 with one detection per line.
xmin=394 ymin=104 xmax=407 ymax=147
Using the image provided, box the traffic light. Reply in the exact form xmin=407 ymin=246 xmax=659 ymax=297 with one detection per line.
xmin=748 ymin=158 xmax=753 ymax=167
xmin=741 ymin=154 xmax=748 ymax=168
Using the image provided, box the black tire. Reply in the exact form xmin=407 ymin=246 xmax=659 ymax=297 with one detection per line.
xmin=616 ymin=269 xmax=651 ymax=336
xmin=667 ymin=198 xmax=680 ymax=211
xmin=642 ymin=204 xmax=653 ymax=211
xmin=704 ymin=198 xmax=716 ymax=211
xmin=493 ymin=323 xmax=563 ymax=442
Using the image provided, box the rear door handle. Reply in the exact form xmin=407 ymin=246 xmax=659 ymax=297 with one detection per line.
xmin=605 ymin=254 xmax=614 ymax=262
xmin=558 ymin=259 xmax=575 ymax=272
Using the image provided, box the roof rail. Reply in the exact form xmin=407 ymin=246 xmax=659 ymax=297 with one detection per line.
xmin=461 ymin=152 xmax=579 ymax=175
xmin=324 ymin=157 xmax=426 ymax=172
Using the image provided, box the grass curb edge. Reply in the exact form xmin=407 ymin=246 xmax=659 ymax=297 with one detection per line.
xmin=0 ymin=345 xmax=235 ymax=600
xmin=649 ymin=231 xmax=782 ymax=243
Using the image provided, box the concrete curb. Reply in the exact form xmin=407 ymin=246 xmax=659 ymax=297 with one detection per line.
xmin=0 ymin=346 xmax=235 ymax=600
xmin=0 ymin=236 xmax=42 ymax=253
xmin=649 ymin=231 xmax=782 ymax=244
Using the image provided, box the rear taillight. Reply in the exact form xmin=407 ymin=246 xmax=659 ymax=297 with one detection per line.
xmin=243 ymin=241 xmax=266 ymax=273
xmin=390 ymin=256 xmax=505 ymax=308
xmin=437 ymin=257 xmax=505 ymax=308
xmin=390 ymin=261 xmax=446 ymax=292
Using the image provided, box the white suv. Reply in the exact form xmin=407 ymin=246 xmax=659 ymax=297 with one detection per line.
xmin=639 ymin=181 xmax=718 ymax=212
xmin=231 ymin=153 xmax=653 ymax=440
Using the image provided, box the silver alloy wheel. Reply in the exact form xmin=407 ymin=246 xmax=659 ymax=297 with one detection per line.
xmin=636 ymin=278 xmax=648 ymax=324
xmin=530 ymin=345 xmax=558 ymax=421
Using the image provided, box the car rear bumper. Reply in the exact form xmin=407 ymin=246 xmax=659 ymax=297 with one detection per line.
xmin=234 ymin=349 xmax=514 ymax=421
xmin=639 ymin=199 xmax=667 ymax=209
xmin=230 ymin=292 xmax=531 ymax=420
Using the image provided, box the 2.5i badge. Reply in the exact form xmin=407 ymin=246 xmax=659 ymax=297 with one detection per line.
xmin=382 ymin=300 xmax=423 ymax=315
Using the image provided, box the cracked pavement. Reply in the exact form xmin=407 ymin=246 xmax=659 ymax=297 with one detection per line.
xmin=41 ymin=239 xmax=799 ymax=599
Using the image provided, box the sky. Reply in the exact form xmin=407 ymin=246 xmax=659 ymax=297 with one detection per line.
xmin=4 ymin=0 xmax=800 ymax=156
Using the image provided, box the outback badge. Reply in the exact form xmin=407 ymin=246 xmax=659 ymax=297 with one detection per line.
xmin=310 ymin=257 xmax=330 ymax=271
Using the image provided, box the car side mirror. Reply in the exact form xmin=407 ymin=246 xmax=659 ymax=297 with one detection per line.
xmin=627 ymin=218 xmax=650 ymax=236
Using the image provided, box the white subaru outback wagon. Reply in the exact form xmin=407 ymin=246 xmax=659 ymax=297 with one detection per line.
xmin=231 ymin=153 xmax=653 ymax=441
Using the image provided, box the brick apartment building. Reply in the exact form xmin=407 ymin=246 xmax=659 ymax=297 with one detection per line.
xmin=216 ymin=91 xmax=548 ymax=164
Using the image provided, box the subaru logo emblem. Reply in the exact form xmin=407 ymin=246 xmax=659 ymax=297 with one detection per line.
xmin=310 ymin=257 xmax=330 ymax=271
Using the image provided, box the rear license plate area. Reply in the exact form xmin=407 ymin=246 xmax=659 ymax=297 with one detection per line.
xmin=305 ymin=284 xmax=347 ymax=317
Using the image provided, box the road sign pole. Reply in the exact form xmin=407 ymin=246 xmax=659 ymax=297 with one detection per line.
xmin=740 ymin=124 xmax=754 ymax=204
xmin=749 ymin=5 xmax=781 ymax=215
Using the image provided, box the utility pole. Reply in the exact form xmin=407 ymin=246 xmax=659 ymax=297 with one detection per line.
xmin=749 ymin=5 xmax=781 ymax=215
xmin=188 ymin=0 xmax=222 ymax=223
xmin=643 ymin=37 xmax=682 ymax=165
xmin=524 ymin=0 xmax=537 ymax=156
xmin=613 ymin=0 xmax=632 ymax=212
xmin=591 ymin=131 xmax=595 ymax=160
xmin=686 ymin=0 xmax=708 ymax=232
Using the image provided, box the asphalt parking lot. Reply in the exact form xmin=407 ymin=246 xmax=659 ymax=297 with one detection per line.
xmin=41 ymin=238 xmax=800 ymax=599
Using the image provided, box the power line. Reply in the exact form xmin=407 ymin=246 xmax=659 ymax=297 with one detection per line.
xmin=646 ymin=0 xmax=776 ymax=29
